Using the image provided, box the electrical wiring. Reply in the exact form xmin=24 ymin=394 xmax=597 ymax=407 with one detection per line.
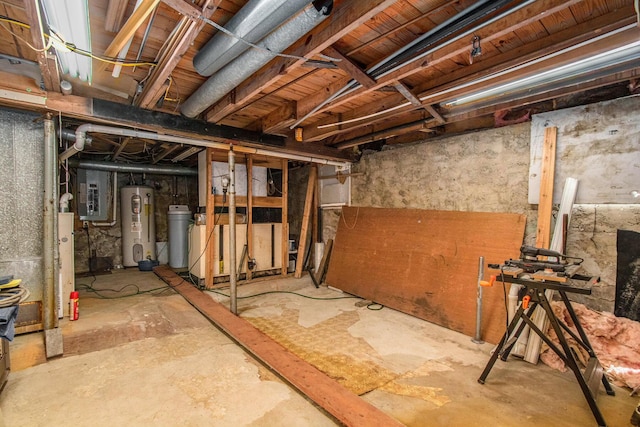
xmin=75 ymin=281 xmax=174 ymax=299
xmin=0 ymin=286 xmax=30 ymax=307
xmin=186 ymin=198 xmax=227 ymax=286
xmin=0 ymin=19 xmax=52 ymax=53
xmin=0 ymin=15 xmax=157 ymax=67
xmin=208 ymin=288 xmax=360 ymax=302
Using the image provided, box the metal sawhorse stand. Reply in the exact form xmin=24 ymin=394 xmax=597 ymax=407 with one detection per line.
xmin=477 ymin=268 xmax=615 ymax=427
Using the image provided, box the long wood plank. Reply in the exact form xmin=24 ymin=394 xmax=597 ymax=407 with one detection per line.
xmin=154 ymin=265 xmax=403 ymax=427
xmin=325 ymin=207 xmax=526 ymax=344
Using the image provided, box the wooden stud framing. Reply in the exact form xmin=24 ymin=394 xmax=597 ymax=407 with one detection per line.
xmin=246 ymin=154 xmax=254 ymax=281
xmin=281 ymin=159 xmax=289 ymax=277
xmin=294 ymin=165 xmax=317 ymax=278
xmin=205 ymin=148 xmax=215 ymax=289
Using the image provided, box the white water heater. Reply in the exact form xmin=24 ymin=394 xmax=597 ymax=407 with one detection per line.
xmin=121 ymin=186 xmax=156 ymax=267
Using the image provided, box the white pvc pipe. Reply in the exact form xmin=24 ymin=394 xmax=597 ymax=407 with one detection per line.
xmin=58 ymin=123 xmax=350 ymax=167
xmin=59 ymin=192 xmax=73 ymax=212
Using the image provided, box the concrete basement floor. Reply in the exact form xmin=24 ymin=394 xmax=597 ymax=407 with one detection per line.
xmin=1 ymin=269 xmax=637 ymax=426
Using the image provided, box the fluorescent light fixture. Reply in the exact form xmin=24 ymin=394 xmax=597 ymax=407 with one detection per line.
xmin=172 ymin=146 xmax=202 ymax=162
xmin=444 ymin=39 xmax=640 ymax=108
xmin=40 ymin=0 xmax=92 ymax=82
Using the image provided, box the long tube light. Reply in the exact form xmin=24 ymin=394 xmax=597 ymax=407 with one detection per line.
xmin=40 ymin=0 xmax=92 ymax=82
xmin=444 ymin=39 xmax=640 ymax=107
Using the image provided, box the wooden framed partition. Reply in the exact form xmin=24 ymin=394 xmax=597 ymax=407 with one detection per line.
xmin=204 ymin=149 xmax=288 ymax=288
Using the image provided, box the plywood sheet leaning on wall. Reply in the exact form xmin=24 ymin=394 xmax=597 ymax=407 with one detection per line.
xmin=325 ymin=207 xmax=526 ymax=344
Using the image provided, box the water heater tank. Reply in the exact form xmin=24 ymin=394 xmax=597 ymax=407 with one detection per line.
xmin=121 ymin=186 xmax=156 ymax=267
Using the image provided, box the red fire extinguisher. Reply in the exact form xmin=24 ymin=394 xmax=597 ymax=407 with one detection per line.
xmin=69 ymin=291 xmax=79 ymax=321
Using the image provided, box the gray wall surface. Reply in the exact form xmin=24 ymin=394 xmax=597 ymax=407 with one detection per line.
xmin=0 ymin=108 xmax=45 ymax=302
xmin=307 ymin=97 xmax=640 ymax=313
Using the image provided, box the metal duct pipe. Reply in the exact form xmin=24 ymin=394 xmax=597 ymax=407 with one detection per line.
xmin=181 ymin=2 xmax=332 ymax=118
xmin=68 ymin=158 xmax=197 ymax=176
xmin=58 ymin=123 xmax=349 ymax=167
xmin=194 ymin=0 xmax=311 ymax=77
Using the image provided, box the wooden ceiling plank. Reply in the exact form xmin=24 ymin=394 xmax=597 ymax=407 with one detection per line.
xmin=105 ymin=0 xmax=129 ymax=32
xmin=204 ymin=0 xmax=399 ymax=123
xmin=138 ymin=0 xmax=221 ymax=109
xmin=302 ymin=7 xmax=635 ymax=143
xmin=324 ymin=46 xmax=376 ymax=89
xmin=22 ymin=0 xmax=59 ymax=91
xmin=346 ymin=0 xmax=460 ymax=56
xmin=299 ymin=0 xmax=584 ymax=120
xmin=101 ymin=0 xmax=161 ymax=69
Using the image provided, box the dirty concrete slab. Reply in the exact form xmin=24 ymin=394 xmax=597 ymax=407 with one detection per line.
xmin=3 ymin=328 xmax=336 ymax=427
xmin=213 ymin=276 xmax=639 ymax=427
xmin=4 ymin=272 xmax=638 ymax=427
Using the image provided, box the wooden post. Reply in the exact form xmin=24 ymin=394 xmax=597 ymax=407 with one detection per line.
xmin=205 ymin=148 xmax=215 ymax=289
xmin=536 ymin=126 xmax=557 ymax=249
xmin=246 ymin=155 xmax=254 ymax=281
xmin=522 ymin=126 xmax=558 ymax=363
xmin=295 ymin=165 xmax=317 ymax=278
xmin=281 ymin=159 xmax=289 ymax=277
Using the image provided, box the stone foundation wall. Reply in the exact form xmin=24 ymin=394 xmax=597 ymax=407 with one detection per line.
xmin=302 ymin=101 xmax=639 ymax=313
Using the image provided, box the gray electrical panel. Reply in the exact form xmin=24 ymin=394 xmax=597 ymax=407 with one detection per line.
xmin=77 ymin=169 xmax=110 ymax=221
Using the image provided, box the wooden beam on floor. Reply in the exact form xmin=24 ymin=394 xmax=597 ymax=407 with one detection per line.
xmin=153 ymin=265 xmax=403 ymax=427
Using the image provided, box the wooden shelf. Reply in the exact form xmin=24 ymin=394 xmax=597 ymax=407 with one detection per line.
xmin=214 ymin=195 xmax=282 ymax=208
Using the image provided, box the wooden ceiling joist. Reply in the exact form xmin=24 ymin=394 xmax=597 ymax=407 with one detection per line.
xmin=101 ymin=0 xmax=161 ymax=70
xmin=300 ymin=6 xmax=636 ymax=143
xmin=152 ymin=143 xmax=182 ymax=164
xmin=137 ymin=0 xmax=221 ymax=109
xmin=22 ymin=0 xmax=59 ymax=92
xmin=298 ymin=0 xmax=585 ymax=122
xmin=204 ymin=0 xmax=399 ymax=123
xmin=261 ymin=101 xmax=297 ymax=134
xmin=105 ymin=0 xmax=129 ymax=32
xmin=324 ymin=45 xmax=376 ymax=89
xmin=392 ymin=81 xmax=421 ymax=107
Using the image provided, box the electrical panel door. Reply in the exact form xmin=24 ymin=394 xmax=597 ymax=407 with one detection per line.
xmin=77 ymin=169 xmax=110 ymax=221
